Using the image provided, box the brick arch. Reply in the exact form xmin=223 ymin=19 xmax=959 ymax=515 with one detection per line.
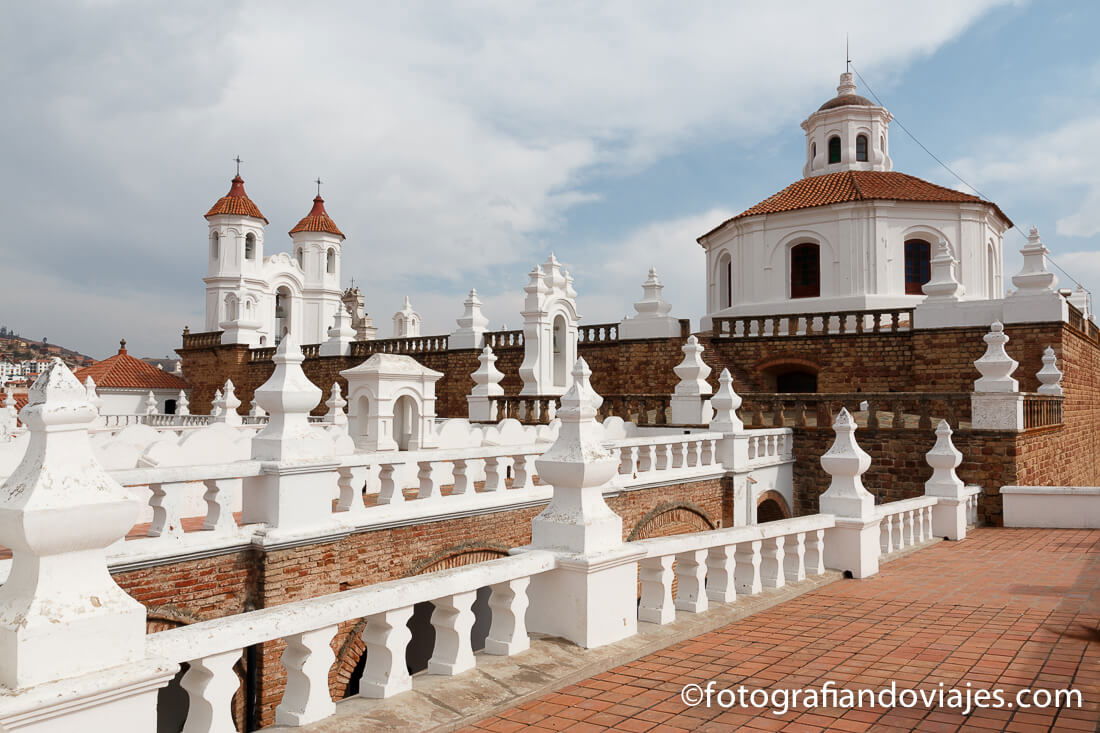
xmin=332 ymin=543 xmax=512 ymax=698
xmin=755 ymin=355 xmax=821 ymax=374
xmin=756 ymin=489 xmax=792 ymax=523
xmin=627 ymin=502 xmax=716 ymax=541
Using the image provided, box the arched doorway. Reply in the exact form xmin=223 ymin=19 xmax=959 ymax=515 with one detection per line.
xmin=552 ymin=314 xmax=567 ymax=388
xmin=393 ymin=394 xmax=419 ymax=451
xmin=354 ymin=394 xmax=370 ymax=447
xmin=904 ymin=239 xmax=932 ymax=295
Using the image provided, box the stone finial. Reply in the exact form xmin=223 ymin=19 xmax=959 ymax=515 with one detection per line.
xmin=818 ymin=408 xmax=874 ymax=519
xmin=633 ymin=268 xmax=672 ymax=318
xmin=252 ymin=333 xmax=329 ymax=461
xmin=1012 ymin=227 xmax=1058 ymax=293
xmin=392 ymin=296 xmax=421 ymax=338
xmin=176 ymin=389 xmax=190 ymax=416
xmin=837 ymin=71 xmax=857 ymax=96
xmin=924 ymin=420 xmax=964 ymax=497
xmin=320 ymin=304 xmax=356 ymax=357
xmin=325 ymin=383 xmax=348 ymax=427
xmin=468 ymin=346 xmax=504 ymax=421
xmin=532 ymin=359 xmax=622 ymax=553
xmin=974 ymin=322 xmax=1019 ymax=393
xmin=2 ymin=388 xmax=14 ymax=409
xmin=673 ymin=336 xmax=712 ymax=397
xmin=471 ymin=346 xmax=504 ymax=397
xmin=452 ymin=289 xmax=489 ymax=350
xmin=211 ymin=388 xmax=224 ymax=417
xmin=83 ymin=375 xmax=103 ymax=414
xmin=1036 ymin=346 xmax=1064 ymax=396
xmin=709 ymin=368 xmax=743 ymax=433
xmin=922 ymin=238 xmax=965 ymax=300
xmin=214 ymin=379 xmax=242 ymax=426
xmin=172 ymin=360 xmax=183 ymax=377
xmin=249 ymin=397 xmax=266 ymax=418
xmin=0 ymin=359 xmax=145 ymax=688
xmin=143 ymin=390 xmax=158 ymax=415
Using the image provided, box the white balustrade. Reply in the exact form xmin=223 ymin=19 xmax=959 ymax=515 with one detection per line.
xmin=875 ymin=496 xmax=938 ymax=557
xmin=632 ymin=515 xmax=834 ymax=626
xmin=145 ymin=551 xmax=555 ymax=731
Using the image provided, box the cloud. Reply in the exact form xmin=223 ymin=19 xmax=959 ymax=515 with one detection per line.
xmin=0 ymin=1 xmax=1013 ymax=355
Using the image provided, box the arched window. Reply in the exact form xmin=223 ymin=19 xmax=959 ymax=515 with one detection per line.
xmin=856 ymin=135 xmax=868 ymax=162
xmin=326 ymin=248 xmax=336 ymax=274
xmin=244 ymin=233 xmax=256 ymax=260
xmin=274 ymin=286 xmax=291 ymax=343
xmin=210 ymin=231 xmax=219 ymax=259
xmin=811 ymin=142 xmax=817 ymax=160
xmin=904 ymin=239 xmax=932 ymax=295
xmin=296 ymin=248 xmax=303 ymax=268
xmin=718 ymin=252 xmax=732 ymax=309
xmin=790 ymin=243 xmax=821 ymax=298
xmin=828 ymin=136 xmax=841 ymax=164
xmin=552 ymin=315 xmax=566 ymax=388
xmin=986 ymin=241 xmax=1000 ymax=297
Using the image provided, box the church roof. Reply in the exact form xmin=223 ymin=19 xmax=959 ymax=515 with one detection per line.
xmin=817 ymin=93 xmax=876 ymax=111
xmin=699 ymin=170 xmax=1012 ymax=240
xmin=289 ymin=195 xmax=345 ymax=239
xmin=75 ymin=341 xmax=189 ymax=391
xmin=205 ymin=175 xmax=269 ymax=223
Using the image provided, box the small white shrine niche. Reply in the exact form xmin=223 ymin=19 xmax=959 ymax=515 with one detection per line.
xmin=341 ymin=354 xmax=442 ymax=451
xmin=519 ymin=254 xmax=580 ymax=396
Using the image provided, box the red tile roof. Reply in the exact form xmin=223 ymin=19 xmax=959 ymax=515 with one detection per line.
xmin=699 ymin=170 xmax=1012 ymax=240
xmin=289 ymin=196 xmax=345 ymax=239
xmin=74 ymin=343 xmax=188 ymax=391
xmin=0 ymin=393 xmax=27 ymax=412
xmin=205 ymin=175 xmax=268 ymax=223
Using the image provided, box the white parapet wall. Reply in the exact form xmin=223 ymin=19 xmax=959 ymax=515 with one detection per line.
xmin=1000 ymin=486 xmax=1100 ymax=529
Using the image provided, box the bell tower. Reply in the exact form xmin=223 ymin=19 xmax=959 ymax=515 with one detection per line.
xmin=203 ymin=164 xmax=268 ymax=333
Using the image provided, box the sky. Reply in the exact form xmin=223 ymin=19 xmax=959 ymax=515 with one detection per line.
xmin=2 ymin=1 xmax=1099 ymax=359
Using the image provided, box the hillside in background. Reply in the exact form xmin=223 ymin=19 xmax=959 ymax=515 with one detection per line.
xmin=0 ymin=325 xmax=96 ymax=369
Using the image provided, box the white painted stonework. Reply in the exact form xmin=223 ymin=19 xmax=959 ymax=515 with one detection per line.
xmin=342 ymin=353 xmax=443 ymax=451
xmin=699 ymin=73 xmax=1009 ymax=327
xmin=818 ymin=408 xmax=880 ymax=579
xmin=392 ymin=296 xmax=421 ymax=338
xmin=519 ymin=255 xmax=580 ymax=396
xmin=1001 ymin=486 xmax=1100 ymax=529
xmin=619 ymin=268 xmax=681 ymax=340
xmin=204 ymin=182 xmax=345 ymax=347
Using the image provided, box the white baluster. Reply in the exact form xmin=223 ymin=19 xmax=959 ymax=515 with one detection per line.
xmin=377 ymin=463 xmax=403 ymax=504
xmin=638 ymin=556 xmax=675 ymax=624
xmin=276 ymin=625 xmax=338 ymax=726
xmin=734 ymin=540 xmax=762 ymax=595
xmin=638 ymin=444 xmax=656 ymax=472
xmin=451 ymin=459 xmax=471 ymax=495
xmin=706 ymin=545 xmax=737 ymax=602
xmin=485 ymin=577 xmax=530 ymax=655
xmin=892 ymin=512 xmax=905 ymax=550
xmin=925 ymin=506 xmax=935 ymax=539
xmin=702 ymin=438 xmax=715 ymax=465
xmin=672 ymin=442 xmax=688 ymax=469
xmin=511 ymin=454 xmax=534 ymax=490
xmin=619 ymin=446 xmax=638 ymax=476
xmin=916 ymin=507 xmax=928 ymax=542
xmin=784 ymin=532 xmax=807 ymax=583
xmin=674 ymin=549 xmax=708 ymax=613
xmin=181 ymin=649 xmax=242 ymax=733
xmin=654 ymin=443 xmax=670 ymax=471
xmin=417 ymin=460 xmax=441 ymax=500
xmin=483 ymin=456 xmax=504 ymax=491
xmin=906 ymin=510 xmax=917 ymax=546
xmin=805 ymin=529 xmax=826 ymax=574
xmin=357 ymin=606 xmax=414 ymax=698
xmin=202 ymin=478 xmax=239 ymax=532
xmin=335 ymin=466 xmax=368 ymax=515
xmin=760 ymin=536 xmax=786 ymax=588
xmin=428 ymin=591 xmax=477 ymax=675
xmin=148 ymin=481 xmax=187 ymax=538
xmin=880 ymin=515 xmax=894 ymax=554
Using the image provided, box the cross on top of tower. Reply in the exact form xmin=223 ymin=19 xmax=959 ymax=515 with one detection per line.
xmin=315 ymin=177 xmax=323 ymax=197
xmin=234 ymin=156 xmax=242 ymax=176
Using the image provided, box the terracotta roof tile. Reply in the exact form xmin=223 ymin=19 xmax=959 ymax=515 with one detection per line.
xmin=75 ymin=346 xmax=189 ymax=391
xmin=205 ymin=175 xmax=268 ymax=223
xmin=699 ymin=170 xmax=1012 ymax=240
xmin=289 ymin=196 xmax=345 ymax=239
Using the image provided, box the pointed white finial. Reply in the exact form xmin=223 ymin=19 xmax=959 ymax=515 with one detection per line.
xmin=974 ymin=322 xmax=1019 ymax=393
xmin=325 ymin=382 xmax=347 ymax=427
xmin=249 ymin=396 xmax=266 ymax=418
xmin=1036 ymin=346 xmax=1063 ymax=396
xmin=143 ymin=390 xmax=158 ymax=415
xmin=214 ymin=379 xmax=242 ymax=425
xmin=709 ymin=368 xmax=743 ymax=433
xmin=924 ymin=420 xmax=964 ymax=497
xmin=922 ymin=238 xmax=965 ymax=300
xmin=251 ymin=332 xmax=329 ymax=460
xmin=83 ymin=375 xmax=103 ymax=414
xmin=211 ymin=388 xmax=224 ymax=417
xmin=176 ymin=389 xmax=190 ymax=416
xmin=0 ymin=359 xmax=146 ymax=688
xmin=1011 ymin=227 xmax=1057 ymax=293
xmin=818 ymin=408 xmax=874 ymax=519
